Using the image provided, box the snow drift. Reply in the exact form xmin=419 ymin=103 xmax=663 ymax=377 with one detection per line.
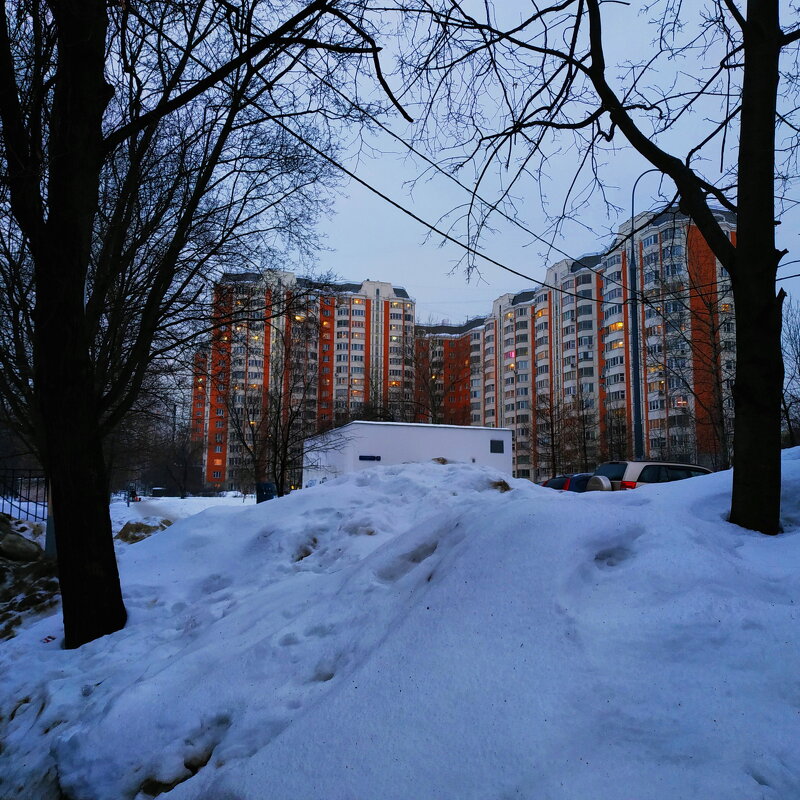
xmin=2 ymin=455 xmax=800 ymax=799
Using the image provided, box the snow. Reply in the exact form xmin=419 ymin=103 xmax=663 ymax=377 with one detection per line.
xmin=109 ymin=494 xmax=255 ymax=537
xmin=2 ymin=454 xmax=800 ymax=800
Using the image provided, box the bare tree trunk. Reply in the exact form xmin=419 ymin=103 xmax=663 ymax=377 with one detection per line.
xmin=728 ymin=0 xmax=784 ymax=535
xmin=31 ymin=1 xmax=127 ymax=646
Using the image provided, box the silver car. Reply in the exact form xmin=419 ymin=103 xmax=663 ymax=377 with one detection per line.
xmin=586 ymin=460 xmax=711 ymax=491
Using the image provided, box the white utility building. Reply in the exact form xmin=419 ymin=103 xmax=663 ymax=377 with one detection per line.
xmin=302 ymin=421 xmax=513 ymax=488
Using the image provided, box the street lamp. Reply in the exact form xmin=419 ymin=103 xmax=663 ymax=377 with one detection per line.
xmin=629 ymin=168 xmax=660 ymax=461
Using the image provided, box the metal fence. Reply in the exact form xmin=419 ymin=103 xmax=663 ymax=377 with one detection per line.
xmin=0 ymin=470 xmax=49 ymax=522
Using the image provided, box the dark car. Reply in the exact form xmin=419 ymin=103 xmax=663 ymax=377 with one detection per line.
xmin=543 ymin=473 xmax=593 ymax=493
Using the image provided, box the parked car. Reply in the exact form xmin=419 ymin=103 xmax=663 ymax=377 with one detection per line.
xmin=543 ymin=473 xmax=593 ymax=493
xmin=586 ymin=460 xmax=711 ymax=491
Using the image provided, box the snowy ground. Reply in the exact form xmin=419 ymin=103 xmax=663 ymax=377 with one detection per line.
xmin=109 ymin=494 xmax=255 ymax=536
xmin=2 ymin=455 xmax=800 ymax=800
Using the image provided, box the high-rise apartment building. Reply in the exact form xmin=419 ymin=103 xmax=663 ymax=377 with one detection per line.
xmin=603 ymin=208 xmax=737 ymax=469
xmin=192 ymin=208 xmax=735 ymax=488
xmin=422 ymin=208 xmax=736 ymax=478
xmin=191 ymin=271 xmax=415 ymax=491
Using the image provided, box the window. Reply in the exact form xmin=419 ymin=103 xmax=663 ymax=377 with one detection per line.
xmin=212 ymin=471 xmax=221 ymax=479
xmin=490 ymin=439 xmax=505 ymax=453
xmin=604 ymin=270 xmax=622 ymax=287
xmin=643 ymin=252 xmax=659 ymax=266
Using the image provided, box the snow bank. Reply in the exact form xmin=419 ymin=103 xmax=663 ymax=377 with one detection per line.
xmin=109 ymin=495 xmax=255 ymax=538
xmin=2 ymin=455 xmax=800 ymax=800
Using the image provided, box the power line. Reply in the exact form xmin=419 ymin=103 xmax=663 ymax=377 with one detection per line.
xmin=270 ymin=117 xmax=604 ymax=304
xmin=302 ymin=66 xmax=762 ymax=307
xmin=274 ymin=115 xmax=783 ymax=336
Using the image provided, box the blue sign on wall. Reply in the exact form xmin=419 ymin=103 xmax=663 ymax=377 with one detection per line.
xmin=358 ymin=455 xmax=382 ymax=461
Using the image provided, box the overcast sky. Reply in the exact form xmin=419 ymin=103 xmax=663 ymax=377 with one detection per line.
xmin=311 ymin=3 xmax=800 ymax=322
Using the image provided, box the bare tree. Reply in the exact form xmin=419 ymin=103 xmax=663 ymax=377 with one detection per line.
xmin=532 ymin=389 xmax=565 ymax=480
xmin=0 ymin=0 xmax=406 ymax=646
xmin=560 ymin=385 xmax=598 ymax=473
xmin=638 ymin=221 xmax=736 ymax=469
xmin=600 ymin=405 xmax=629 ymax=464
xmin=400 ymin=0 xmax=798 ymax=534
xmin=224 ymin=301 xmax=326 ymax=496
xmin=355 ymin=362 xmax=399 ymax=423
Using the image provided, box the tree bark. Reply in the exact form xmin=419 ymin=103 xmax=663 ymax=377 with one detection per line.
xmin=728 ymin=0 xmax=784 ymax=535
xmin=42 ymin=403 xmax=126 ymax=649
xmin=31 ymin=1 xmax=127 ymax=645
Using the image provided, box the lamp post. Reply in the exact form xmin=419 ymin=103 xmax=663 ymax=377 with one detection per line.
xmin=629 ymin=168 xmax=660 ymax=461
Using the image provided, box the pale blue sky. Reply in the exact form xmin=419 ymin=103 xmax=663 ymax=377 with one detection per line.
xmin=314 ymin=3 xmax=800 ymax=322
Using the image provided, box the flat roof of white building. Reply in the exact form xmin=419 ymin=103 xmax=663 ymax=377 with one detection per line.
xmin=317 ymin=421 xmax=512 ymax=433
